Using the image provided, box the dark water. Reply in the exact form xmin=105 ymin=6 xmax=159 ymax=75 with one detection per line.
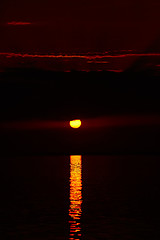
xmin=1 ymin=155 xmax=160 ymax=239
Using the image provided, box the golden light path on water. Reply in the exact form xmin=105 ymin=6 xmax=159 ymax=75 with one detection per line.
xmin=69 ymin=155 xmax=82 ymax=240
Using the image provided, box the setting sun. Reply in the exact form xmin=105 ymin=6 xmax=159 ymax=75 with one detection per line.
xmin=70 ymin=119 xmax=81 ymax=128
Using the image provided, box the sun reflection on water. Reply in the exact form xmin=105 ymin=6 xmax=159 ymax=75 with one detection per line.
xmin=69 ymin=155 xmax=82 ymax=240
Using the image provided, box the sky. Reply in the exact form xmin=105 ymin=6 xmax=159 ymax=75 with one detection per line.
xmin=0 ymin=0 xmax=160 ymax=71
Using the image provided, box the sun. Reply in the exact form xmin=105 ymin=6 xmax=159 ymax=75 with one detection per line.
xmin=70 ymin=119 xmax=81 ymax=128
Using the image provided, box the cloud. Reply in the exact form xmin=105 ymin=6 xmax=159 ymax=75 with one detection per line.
xmin=0 ymin=52 xmax=160 ymax=60
xmin=87 ymin=61 xmax=109 ymax=63
xmin=7 ymin=21 xmax=31 ymax=26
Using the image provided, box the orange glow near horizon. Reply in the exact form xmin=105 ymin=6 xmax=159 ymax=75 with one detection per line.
xmin=70 ymin=119 xmax=81 ymax=129
xmin=69 ymin=155 xmax=82 ymax=240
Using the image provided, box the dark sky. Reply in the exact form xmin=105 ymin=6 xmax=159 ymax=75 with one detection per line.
xmin=0 ymin=0 xmax=160 ymax=53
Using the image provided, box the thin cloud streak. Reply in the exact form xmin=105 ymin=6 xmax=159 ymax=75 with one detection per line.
xmin=7 ymin=21 xmax=32 ymax=25
xmin=0 ymin=52 xmax=160 ymax=60
xmin=87 ymin=61 xmax=109 ymax=63
xmin=107 ymin=69 xmax=123 ymax=73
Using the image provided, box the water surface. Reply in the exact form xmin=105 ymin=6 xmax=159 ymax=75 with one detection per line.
xmin=1 ymin=155 xmax=160 ymax=239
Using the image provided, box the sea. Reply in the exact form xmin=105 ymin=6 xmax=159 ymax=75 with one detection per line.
xmin=1 ymin=155 xmax=160 ymax=240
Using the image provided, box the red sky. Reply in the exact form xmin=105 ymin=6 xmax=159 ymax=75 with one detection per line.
xmin=0 ymin=0 xmax=160 ymax=51
xmin=0 ymin=0 xmax=160 ymax=70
